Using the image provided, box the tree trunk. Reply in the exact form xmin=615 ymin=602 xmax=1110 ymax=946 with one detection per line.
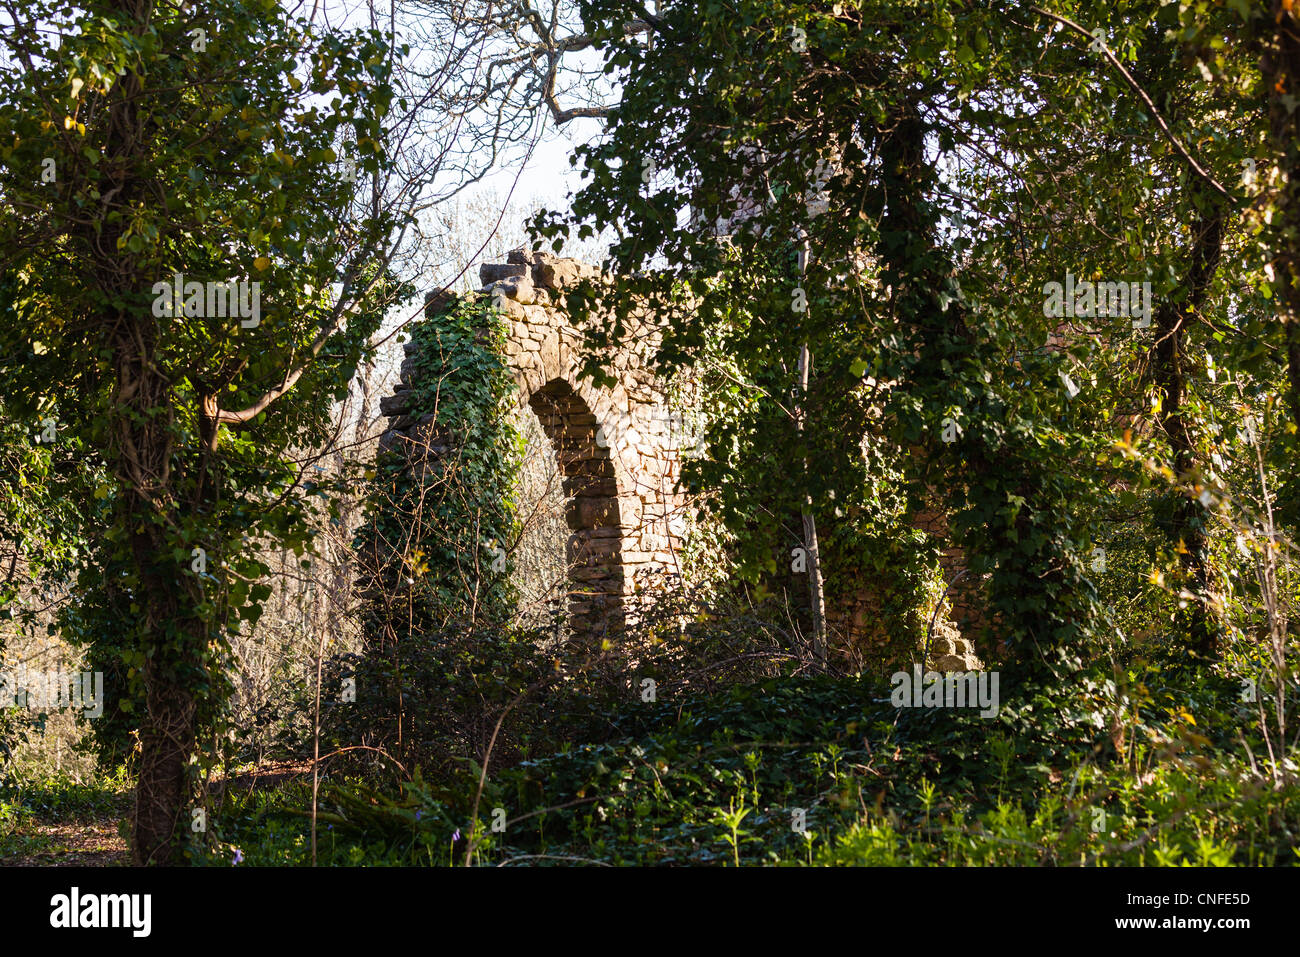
xmin=95 ymin=0 xmax=207 ymax=861
xmin=797 ymin=343 xmax=828 ymax=667
xmin=794 ymin=240 xmax=828 ymax=666
xmin=1150 ymin=196 xmax=1226 ymax=661
xmin=111 ymin=332 xmax=206 ymax=865
xmin=1261 ymin=2 xmax=1300 ymax=434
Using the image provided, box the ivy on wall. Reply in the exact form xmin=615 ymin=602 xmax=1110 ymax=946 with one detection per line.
xmin=354 ymin=295 xmax=523 ymax=650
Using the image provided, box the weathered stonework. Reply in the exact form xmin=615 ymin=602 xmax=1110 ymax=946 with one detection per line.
xmin=375 ymin=251 xmax=983 ymax=669
xmin=928 ymin=618 xmax=983 ymax=672
xmin=376 ymin=250 xmax=692 ymax=639
xmin=911 ymin=504 xmax=986 ymax=669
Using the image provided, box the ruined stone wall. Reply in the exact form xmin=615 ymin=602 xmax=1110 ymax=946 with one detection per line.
xmin=376 ymin=249 xmax=692 ymax=638
xmin=374 ymin=252 xmax=981 ymax=670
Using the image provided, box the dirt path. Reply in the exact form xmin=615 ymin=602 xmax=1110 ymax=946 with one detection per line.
xmin=9 ymin=817 xmax=130 ymax=866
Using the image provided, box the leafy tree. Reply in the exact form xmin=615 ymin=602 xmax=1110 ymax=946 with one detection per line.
xmin=535 ymin=0 xmax=1100 ymax=665
xmin=533 ymin=0 xmax=1292 ymax=673
xmin=0 ymin=0 xmax=403 ymax=862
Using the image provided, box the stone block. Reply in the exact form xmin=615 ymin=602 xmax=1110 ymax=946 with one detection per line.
xmin=569 ymin=566 xmax=618 ymax=583
xmin=932 ymin=654 xmax=982 ymax=672
xmin=567 ymin=497 xmax=619 ymax=528
xmin=480 ymin=262 xmax=527 ymax=285
xmin=509 ymin=274 xmax=540 ymax=304
xmin=379 ymin=391 xmax=411 ymax=416
xmin=483 ymin=291 xmax=527 ymax=318
xmin=424 ymin=288 xmax=456 ymax=316
xmin=536 ymin=257 xmax=599 ymax=291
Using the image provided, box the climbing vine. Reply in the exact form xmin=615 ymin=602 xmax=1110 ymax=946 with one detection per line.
xmin=355 ymin=294 xmax=523 ymax=643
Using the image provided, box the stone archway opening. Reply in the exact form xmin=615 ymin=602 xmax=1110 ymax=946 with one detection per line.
xmin=508 ymin=406 xmax=569 ymax=637
xmin=376 ymin=255 xmax=691 ymax=650
xmin=527 ymin=377 xmax=625 ymax=640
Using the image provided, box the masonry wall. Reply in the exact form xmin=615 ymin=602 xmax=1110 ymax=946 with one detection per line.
xmin=376 ymin=250 xmax=691 ymax=638
xmin=374 ymin=251 xmax=982 ymax=670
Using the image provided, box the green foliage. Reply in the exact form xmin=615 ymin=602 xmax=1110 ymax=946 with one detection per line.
xmin=486 ymin=657 xmax=1298 ymax=865
xmin=194 ymin=645 xmax=1299 ymax=866
xmin=185 ymin=772 xmax=464 ymax=866
xmin=3 ymin=0 xmax=1299 ymax=868
xmin=0 ymin=766 xmax=131 ymax=862
xmin=521 ymin=0 xmax=1300 ymax=673
xmin=355 ymin=295 xmax=522 ymax=633
xmin=533 ymin=0 xmax=1130 ymax=660
xmin=0 ymin=765 xmax=130 ymax=823
xmin=0 ymin=0 xmax=405 ymax=860
xmin=347 ymin=295 xmax=529 ymax=761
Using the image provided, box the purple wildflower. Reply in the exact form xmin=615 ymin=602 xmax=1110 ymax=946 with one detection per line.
xmin=232 ymin=848 xmax=243 ymax=866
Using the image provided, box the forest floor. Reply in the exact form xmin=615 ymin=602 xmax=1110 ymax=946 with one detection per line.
xmin=2 ymin=760 xmax=313 ymax=866
xmin=3 ymin=667 xmax=1297 ymax=867
xmin=4 ymin=792 xmax=130 ymax=866
xmin=8 ymin=817 xmax=129 ymax=866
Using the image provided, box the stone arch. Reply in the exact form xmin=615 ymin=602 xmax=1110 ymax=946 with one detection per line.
xmin=374 ymin=250 xmax=984 ymax=667
xmin=377 ymin=250 xmax=982 ymax=670
xmin=527 ymin=377 xmax=624 ymax=637
xmin=376 ymin=249 xmax=692 ymax=644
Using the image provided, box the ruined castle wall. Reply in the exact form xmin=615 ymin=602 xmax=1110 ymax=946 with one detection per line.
xmin=376 ymin=250 xmax=692 ymax=637
xmin=374 ymin=252 xmax=982 ymax=669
